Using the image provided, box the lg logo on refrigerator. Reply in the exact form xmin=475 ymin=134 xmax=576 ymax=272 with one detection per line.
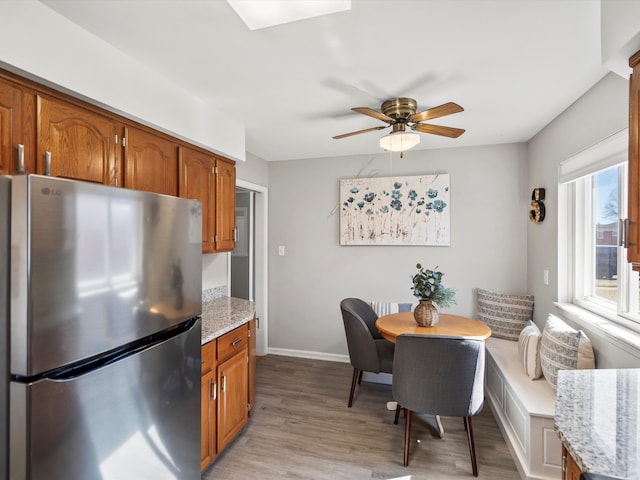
xmin=41 ymin=187 xmax=61 ymax=196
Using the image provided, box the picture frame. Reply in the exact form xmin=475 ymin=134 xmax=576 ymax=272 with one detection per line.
xmin=339 ymin=173 xmax=451 ymax=246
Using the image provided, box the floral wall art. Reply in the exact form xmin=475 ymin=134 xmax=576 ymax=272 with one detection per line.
xmin=340 ymin=174 xmax=450 ymax=246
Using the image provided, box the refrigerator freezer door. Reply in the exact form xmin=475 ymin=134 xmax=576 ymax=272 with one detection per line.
xmin=10 ymin=175 xmax=202 ymax=377
xmin=10 ymin=319 xmax=201 ymax=480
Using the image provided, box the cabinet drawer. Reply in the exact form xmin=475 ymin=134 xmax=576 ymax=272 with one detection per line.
xmin=202 ymin=340 xmax=216 ymax=375
xmin=217 ymin=326 xmax=248 ymax=362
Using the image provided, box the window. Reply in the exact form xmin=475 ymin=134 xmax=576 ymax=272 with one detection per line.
xmin=560 ymin=129 xmax=640 ymax=324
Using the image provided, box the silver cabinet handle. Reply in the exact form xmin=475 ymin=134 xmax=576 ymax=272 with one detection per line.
xmin=222 ymin=375 xmax=227 ymax=393
xmin=44 ymin=151 xmax=52 ymax=176
xmin=212 ymin=381 xmax=217 ymax=400
xmin=16 ymin=144 xmax=25 ymax=173
xmin=231 ymin=337 xmax=243 ymax=347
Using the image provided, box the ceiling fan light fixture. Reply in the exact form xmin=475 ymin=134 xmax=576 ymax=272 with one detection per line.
xmin=379 ymin=131 xmax=420 ymax=153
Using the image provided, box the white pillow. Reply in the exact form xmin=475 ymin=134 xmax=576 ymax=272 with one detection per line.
xmin=540 ymin=314 xmax=595 ymax=390
xmin=518 ymin=320 xmax=542 ymax=380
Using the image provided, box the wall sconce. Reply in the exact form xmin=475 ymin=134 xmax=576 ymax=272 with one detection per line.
xmin=529 ymin=188 xmax=545 ymax=223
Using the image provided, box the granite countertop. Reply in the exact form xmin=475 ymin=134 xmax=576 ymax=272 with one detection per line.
xmin=200 ymin=293 xmax=255 ymax=345
xmin=555 ymin=368 xmax=640 ymax=479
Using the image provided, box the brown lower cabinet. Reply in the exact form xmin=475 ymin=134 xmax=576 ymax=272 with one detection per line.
xmin=201 ymin=318 xmax=256 ymax=472
xmin=562 ymin=445 xmax=581 ymax=480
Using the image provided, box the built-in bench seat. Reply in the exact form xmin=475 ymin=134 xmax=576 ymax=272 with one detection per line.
xmin=485 ymin=337 xmax=562 ymax=480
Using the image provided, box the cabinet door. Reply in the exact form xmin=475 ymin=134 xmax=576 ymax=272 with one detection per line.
xmin=215 ymin=158 xmax=236 ymax=252
xmin=201 ymin=369 xmax=216 ymax=471
xmin=37 ymin=96 xmax=118 ymax=185
xmin=179 ymin=147 xmax=216 ymax=253
xmin=628 ymin=52 xmax=640 ymax=268
xmin=0 ymin=80 xmax=32 ymax=175
xmin=562 ymin=445 xmax=581 ymax=480
xmin=124 ymin=126 xmax=177 ymax=195
xmin=217 ymin=350 xmax=248 ymax=452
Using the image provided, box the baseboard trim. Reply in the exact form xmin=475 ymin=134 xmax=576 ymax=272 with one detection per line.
xmin=266 ymin=348 xmax=394 ymax=385
xmin=267 ymin=347 xmax=350 ymax=363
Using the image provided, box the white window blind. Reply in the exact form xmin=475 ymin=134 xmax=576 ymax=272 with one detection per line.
xmin=559 ymin=129 xmax=628 ymax=184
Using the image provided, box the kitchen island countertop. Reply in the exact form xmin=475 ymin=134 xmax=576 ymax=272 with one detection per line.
xmin=201 ymin=295 xmax=255 ymax=344
xmin=555 ymin=368 xmax=640 ymax=479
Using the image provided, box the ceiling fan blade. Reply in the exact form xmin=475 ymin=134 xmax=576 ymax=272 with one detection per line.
xmin=412 ymin=123 xmax=465 ymax=138
xmin=352 ymin=107 xmax=394 ymax=122
xmin=333 ymin=126 xmax=387 ymax=139
xmin=409 ymin=102 xmax=464 ymax=123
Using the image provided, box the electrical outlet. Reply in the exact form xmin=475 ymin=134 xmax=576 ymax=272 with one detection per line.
xmin=543 ymin=269 xmax=549 ymax=285
xmin=278 ymin=245 xmax=285 ymax=256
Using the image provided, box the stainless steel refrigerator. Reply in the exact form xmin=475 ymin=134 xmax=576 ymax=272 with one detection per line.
xmin=0 ymin=175 xmax=203 ymax=480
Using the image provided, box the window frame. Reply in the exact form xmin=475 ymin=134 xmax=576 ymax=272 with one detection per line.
xmin=560 ymin=128 xmax=640 ymax=329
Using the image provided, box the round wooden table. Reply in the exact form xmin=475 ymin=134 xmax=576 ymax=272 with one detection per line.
xmin=375 ymin=311 xmax=492 ymax=343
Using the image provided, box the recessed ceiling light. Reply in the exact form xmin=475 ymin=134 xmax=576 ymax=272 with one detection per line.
xmin=227 ymin=0 xmax=351 ymax=31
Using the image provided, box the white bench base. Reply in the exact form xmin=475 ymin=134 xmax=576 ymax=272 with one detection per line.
xmin=485 ymin=337 xmax=562 ymax=480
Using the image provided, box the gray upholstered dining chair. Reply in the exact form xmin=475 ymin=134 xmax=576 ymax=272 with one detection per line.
xmin=340 ymin=298 xmax=395 ymax=407
xmin=392 ymin=334 xmax=485 ymax=475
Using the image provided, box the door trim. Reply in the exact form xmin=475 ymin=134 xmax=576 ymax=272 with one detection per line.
xmin=234 ymin=179 xmax=268 ymax=356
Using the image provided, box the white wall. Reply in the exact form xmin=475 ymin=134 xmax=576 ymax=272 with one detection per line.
xmin=526 ymin=72 xmax=638 ymax=367
xmin=0 ymin=0 xmax=245 ymax=162
xmin=601 ymin=0 xmax=640 ymax=77
xmin=236 ymin=152 xmax=269 ymax=186
xmin=267 ymin=144 xmax=528 ymax=358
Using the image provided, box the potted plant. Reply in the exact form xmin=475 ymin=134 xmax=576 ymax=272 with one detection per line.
xmin=411 ymin=264 xmax=456 ymax=326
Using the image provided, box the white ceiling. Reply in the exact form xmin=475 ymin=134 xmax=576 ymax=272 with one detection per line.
xmin=40 ymin=0 xmax=609 ymax=162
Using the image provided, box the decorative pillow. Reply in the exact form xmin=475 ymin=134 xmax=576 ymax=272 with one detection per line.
xmin=540 ymin=315 xmax=595 ymax=390
xmin=476 ymin=288 xmax=534 ymax=340
xmin=518 ymin=320 xmax=543 ymax=379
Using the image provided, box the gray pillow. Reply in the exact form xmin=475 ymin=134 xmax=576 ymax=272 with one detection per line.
xmin=540 ymin=315 xmax=595 ymax=390
xmin=476 ymin=288 xmax=534 ymax=341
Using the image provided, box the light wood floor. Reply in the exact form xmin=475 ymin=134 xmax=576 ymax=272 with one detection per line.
xmin=202 ymin=355 xmax=520 ymax=480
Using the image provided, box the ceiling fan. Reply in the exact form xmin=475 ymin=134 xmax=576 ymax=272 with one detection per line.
xmin=332 ymin=98 xmax=465 ymax=157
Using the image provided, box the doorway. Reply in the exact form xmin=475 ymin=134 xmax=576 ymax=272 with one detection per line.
xmin=231 ymin=190 xmax=253 ymax=300
xmin=231 ymin=181 xmax=268 ymax=355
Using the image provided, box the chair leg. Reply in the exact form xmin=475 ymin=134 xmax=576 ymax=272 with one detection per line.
xmin=403 ymin=410 xmax=412 ymax=466
xmin=394 ymin=404 xmax=402 ymax=424
xmin=348 ymin=368 xmax=359 ymax=407
xmin=358 ymin=370 xmax=364 ymax=384
xmin=464 ymin=416 xmax=478 ymax=476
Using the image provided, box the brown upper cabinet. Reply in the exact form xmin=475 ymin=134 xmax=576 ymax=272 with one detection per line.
xmin=1 ymin=67 xmax=237 ymax=255
xmin=0 ymin=77 xmax=35 ymax=175
xmin=179 ymin=147 xmax=217 ymax=253
xmin=179 ymin=146 xmax=236 ymax=253
xmin=124 ymin=125 xmax=178 ymax=196
xmin=215 ymin=158 xmax=237 ymax=252
xmin=37 ymin=95 xmax=119 ymax=185
xmin=628 ymin=51 xmax=640 ymax=269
